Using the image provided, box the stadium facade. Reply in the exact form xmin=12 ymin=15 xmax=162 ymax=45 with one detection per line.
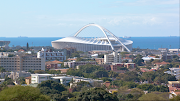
xmin=52 ymin=24 xmax=133 ymax=52
xmin=0 ymin=41 xmax=10 ymax=48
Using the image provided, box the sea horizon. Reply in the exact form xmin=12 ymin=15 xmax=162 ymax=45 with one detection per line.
xmin=0 ymin=37 xmax=179 ymax=50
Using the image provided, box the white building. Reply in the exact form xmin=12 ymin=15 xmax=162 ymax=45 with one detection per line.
xmin=142 ymin=56 xmax=161 ymax=63
xmin=8 ymin=71 xmax=31 ymax=80
xmin=104 ymin=52 xmax=121 ymax=64
xmin=0 ymin=52 xmax=16 ymax=58
xmin=37 ymin=48 xmax=66 ymax=62
xmin=64 ymin=61 xmax=96 ymax=68
xmin=31 ymin=74 xmax=54 ymax=84
xmin=164 ymin=68 xmax=180 ymax=80
xmin=71 ymin=76 xmax=103 ymax=87
xmin=0 ymin=55 xmax=45 ymax=71
xmin=51 ymin=76 xmax=73 ymax=86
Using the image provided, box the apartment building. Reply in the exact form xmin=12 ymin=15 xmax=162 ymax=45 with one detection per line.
xmin=37 ymin=48 xmax=66 ymax=61
xmin=0 ymin=55 xmax=45 ymax=71
xmin=104 ymin=52 xmax=121 ymax=64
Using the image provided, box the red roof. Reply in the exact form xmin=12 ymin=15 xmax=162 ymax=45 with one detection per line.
xmin=18 ymin=49 xmax=25 ymax=52
xmin=148 ymin=56 xmax=156 ymax=58
xmin=45 ymin=60 xmax=62 ymax=64
xmin=169 ymin=87 xmax=180 ymax=92
xmin=155 ymin=61 xmax=169 ymax=65
xmin=122 ymin=57 xmax=132 ymax=60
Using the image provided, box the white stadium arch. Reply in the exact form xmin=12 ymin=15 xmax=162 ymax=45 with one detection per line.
xmin=52 ymin=24 xmax=133 ymax=52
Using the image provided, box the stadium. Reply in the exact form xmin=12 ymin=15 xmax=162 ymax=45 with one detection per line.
xmin=0 ymin=41 xmax=10 ymax=48
xmin=51 ymin=24 xmax=133 ymax=52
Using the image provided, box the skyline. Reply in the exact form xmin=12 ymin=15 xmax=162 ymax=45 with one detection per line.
xmin=0 ymin=0 xmax=179 ymax=37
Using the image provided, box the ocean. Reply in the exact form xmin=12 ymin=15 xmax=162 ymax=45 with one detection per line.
xmin=0 ymin=37 xmax=179 ymax=50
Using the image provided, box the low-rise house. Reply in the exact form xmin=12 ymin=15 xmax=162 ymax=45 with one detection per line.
xmin=164 ymin=67 xmax=180 ymax=80
xmin=95 ymin=58 xmax=104 ymax=64
xmin=52 ymin=76 xmax=73 ymax=86
xmin=168 ymin=81 xmax=180 ymax=99
xmin=45 ymin=60 xmax=62 ymax=69
xmin=71 ymin=76 xmax=103 ymax=87
xmin=121 ymin=57 xmax=133 ymax=63
xmin=31 ymin=74 xmax=54 ymax=84
xmin=142 ymin=56 xmax=161 ymax=63
xmin=154 ymin=61 xmax=169 ymax=68
xmin=168 ymin=81 xmax=180 ymax=93
xmin=124 ymin=63 xmax=135 ymax=68
xmin=91 ymin=54 xmax=98 ymax=58
xmin=8 ymin=71 xmax=31 ymax=80
xmin=67 ymin=57 xmax=77 ymax=61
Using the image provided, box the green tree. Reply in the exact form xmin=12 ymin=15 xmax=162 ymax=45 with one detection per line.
xmin=27 ymin=42 xmax=29 ymax=50
xmin=138 ymin=92 xmax=169 ymax=101
xmin=8 ymin=54 xmax=15 ymax=57
xmin=71 ymin=81 xmax=92 ymax=92
xmin=120 ymin=52 xmax=129 ymax=58
xmin=170 ymin=95 xmax=180 ymax=101
xmin=37 ymin=80 xmax=67 ymax=100
xmin=28 ymin=69 xmax=34 ymax=74
xmin=101 ymin=77 xmax=112 ymax=82
xmin=47 ymin=70 xmax=61 ymax=74
xmin=2 ymin=77 xmax=15 ymax=85
xmin=75 ymin=88 xmax=118 ymax=101
xmin=0 ymin=86 xmax=50 ymax=101
xmin=34 ymin=70 xmax=45 ymax=74
xmin=98 ymin=54 xmax=104 ymax=58
xmin=16 ymin=77 xmax=26 ymax=85
xmin=0 ymin=66 xmax=6 ymax=72
xmin=94 ymin=70 xmax=109 ymax=78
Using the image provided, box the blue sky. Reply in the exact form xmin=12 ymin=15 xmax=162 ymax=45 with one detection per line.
xmin=0 ymin=0 xmax=179 ymax=37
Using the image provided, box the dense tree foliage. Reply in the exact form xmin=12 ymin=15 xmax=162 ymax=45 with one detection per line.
xmin=137 ymin=84 xmax=168 ymax=92
xmin=47 ymin=70 xmax=61 ymax=74
xmin=138 ymin=92 xmax=169 ymax=101
xmin=8 ymin=54 xmax=15 ymax=57
xmin=16 ymin=77 xmax=26 ymax=85
xmin=111 ymin=80 xmax=138 ymax=89
xmin=71 ymin=81 xmax=92 ymax=92
xmin=34 ymin=70 xmax=45 ymax=74
xmin=37 ymin=80 xmax=67 ymax=100
xmin=0 ymin=86 xmax=50 ymax=101
xmin=133 ymin=54 xmax=144 ymax=66
xmin=72 ymin=88 xmax=118 ymax=101
xmin=141 ymin=69 xmax=176 ymax=84
xmin=67 ymin=64 xmax=109 ymax=79
xmin=116 ymin=71 xmax=140 ymax=82
xmin=0 ymin=66 xmax=6 ymax=72
xmin=118 ymin=88 xmax=144 ymax=100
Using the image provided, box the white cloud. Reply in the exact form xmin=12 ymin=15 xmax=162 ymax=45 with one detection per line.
xmin=33 ymin=13 xmax=178 ymax=28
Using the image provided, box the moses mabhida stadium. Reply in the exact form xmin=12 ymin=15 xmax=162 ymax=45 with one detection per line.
xmin=51 ymin=24 xmax=133 ymax=52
